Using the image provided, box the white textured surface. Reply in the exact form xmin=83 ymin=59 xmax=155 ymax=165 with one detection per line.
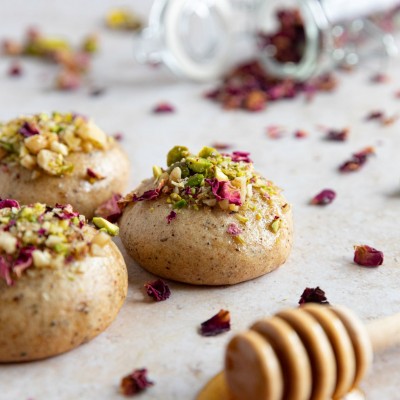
xmin=0 ymin=1 xmax=400 ymax=399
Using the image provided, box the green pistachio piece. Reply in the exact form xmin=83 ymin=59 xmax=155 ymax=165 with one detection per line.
xmin=186 ymin=156 xmax=212 ymax=173
xmin=167 ymin=146 xmax=189 ymax=166
xmin=214 ymin=167 xmax=228 ymax=181
xmin=198 ymin=146 xmax=218 ymax=159
xmin=54 ymin=243 xmax=70 ymax=254
xmin=152 ymin=165 xmax=162 ymax=179
xmin=270 ymin=217 xmax=281 ymax=233
xmin=173 ymin=199 xmax=187 ymax=209
xmin=186 ymin=173 xmax=204 ymax=187
xmin=92 ymin=217 xmax=119 ymax=236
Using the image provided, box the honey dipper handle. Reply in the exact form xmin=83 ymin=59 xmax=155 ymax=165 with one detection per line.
xmin=366 ymin=313 xmax=400 ymax=353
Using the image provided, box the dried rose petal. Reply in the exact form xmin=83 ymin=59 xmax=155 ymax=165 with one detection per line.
xmin=56 ymin=69 xmax=81 ymax=91
xmin=227 ymin=223 xmax=242 ymax=236
xmin=294 ymin=130 xmax=308 ymax=139
xmin=89 ymin=87 xmax=106 ymax=97
xmin=370 ymin=73 xmax=389 ymax=83
xmin=325 ymin=128 xmax=348 ymax=142
xmin=231 ymin=151 xmax=252 ymax=163
xmin=0 ymin=256 xmax=13 ymax=286
xmin=133 ymin=188 xmax=161 ymax=202
xmin=200 ymin=309 xmax=231 ymax=336
xmin=94 ymin=193 xmax=122 ymax=223
xmin=113 ymin=132 xmax=124 ymax=141
xmin=153 ymin=102 xmax=175 ymax=114
xmin=266 ymin=125 xmax=286 ymax=139
xmin=2 ymin=39 xmax=23 ymax=56
xmin=366 ymin=111 xmax=384 ymax=121
xmin=299 ymin=287 xmax=329 ymax=305
xmin=120 ymin=368 xmax=153 ymax=397
xmin=13 ymin=246 xmax=34 ymax=277
xmin=310 ymin=189 xmax=336 ymax=205
xmin=0 ymin=199 xmax=20 ymax=209
xmin=144 ymin=279 xmax=171 ymax=302
xmin=211 ymin=142 xmax=231 ymax=150
xmin=206 ymin=179 xmax=242 ymax=206
xmin=8 ymin=61 xmax=23 ymax=77
xmin=354 ymin=245 xmax=384 ymax=267
xmin=339 ymin=147 xmax=375 ymax=173
xmin=166 ymin=210 xmax=176 ymax=224
xmin=19 ymin=121 xmax=39 ymax=138
xmin=87 ymin=168 xmax=106 ymax=180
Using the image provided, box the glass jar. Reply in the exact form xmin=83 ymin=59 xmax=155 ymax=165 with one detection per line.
xmin=136 ymin=0 xmax=400 ymax=81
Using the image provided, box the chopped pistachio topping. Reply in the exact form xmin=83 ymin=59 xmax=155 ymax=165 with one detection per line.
xmin=0 ymin=202 xmax=112 ymax=285
xmin=0 ymin=112 xmax=111 ymax=176
xmin=121 ymin=145 xmax=280 ymax=214
xmin=92 ymin=217 xmax=119 ymax=236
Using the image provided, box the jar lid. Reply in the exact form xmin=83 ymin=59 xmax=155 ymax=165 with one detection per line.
xmin=142 ymin=0 xmax=234 ymax=81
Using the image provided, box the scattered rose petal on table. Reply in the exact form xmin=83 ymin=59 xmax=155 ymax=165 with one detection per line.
xmin=299 ymin=287 xmax=329 ymax=305
xmin=200 ymin=310 xmax=231 ymax=336
xmin=120 ymin=368 xmax=153 ymax=397
xmin=354 ymin=245 xmax=384 ymax=267
xmin=144 ymin=279 xmax=171 ymax=302
xmin=310 ymin=189 xmax=336 ymax=205
xmin=339 ymin=147 xmax=375 ymax=173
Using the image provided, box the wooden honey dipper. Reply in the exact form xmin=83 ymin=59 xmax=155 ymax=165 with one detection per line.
xmin=198 ymin=303 xmax=400 ymax=400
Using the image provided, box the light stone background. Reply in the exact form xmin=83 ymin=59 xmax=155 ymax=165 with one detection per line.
xmin=0 ymin=1 xmax=399 ymax=399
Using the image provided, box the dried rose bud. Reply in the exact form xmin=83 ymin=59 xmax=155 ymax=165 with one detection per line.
xmin=56 ymin=69 xmax=81 ymax=91
xmin=8 ymin=61 xmax=23 ymax=77
xmin=120 ymin=369 xmax=153 ymax=397
xmin=310 ymin=189 xmax=336 ymax=205
xmin=200 ymin=309 xmax=231 ymax=336
xmin=144 ymin=279 xmax=171 ymax=301
xmin=299 ymin=287 xmax=329 ymax=305
xmin=325 ymin=128 xmax=348 ymax=142
xmin=153 ymin=102 xmax=175 ymax=114
xmin=294 ymin=130 xmax=308 ymax=139
xmin=339 ymin=147 xmax=375 ymax=173
xmin=354 ymin=245 xmax=383 ymax=267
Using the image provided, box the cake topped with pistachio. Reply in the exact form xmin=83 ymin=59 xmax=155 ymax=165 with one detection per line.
xmin=0 ymin=200 xmax=116 ymax=286
xmin=121 ymin=145 xmax=280 ymax=213
xmin=119 ymin=144 xmax=292 ymax=286
xmin=0 ymin=112 xmax=111 ymax=176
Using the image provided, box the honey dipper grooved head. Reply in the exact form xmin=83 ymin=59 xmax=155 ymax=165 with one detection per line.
xmin=225 ymin=304 xmax=373 ymax=400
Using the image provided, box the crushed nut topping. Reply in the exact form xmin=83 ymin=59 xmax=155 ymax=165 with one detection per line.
xmin=120 ymin=146 xmax=280 ymax=215
xmin=0 ymin=201 xmax=111 ymax=286
xmin=0 ymin=112 xmax=111 ymax=176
